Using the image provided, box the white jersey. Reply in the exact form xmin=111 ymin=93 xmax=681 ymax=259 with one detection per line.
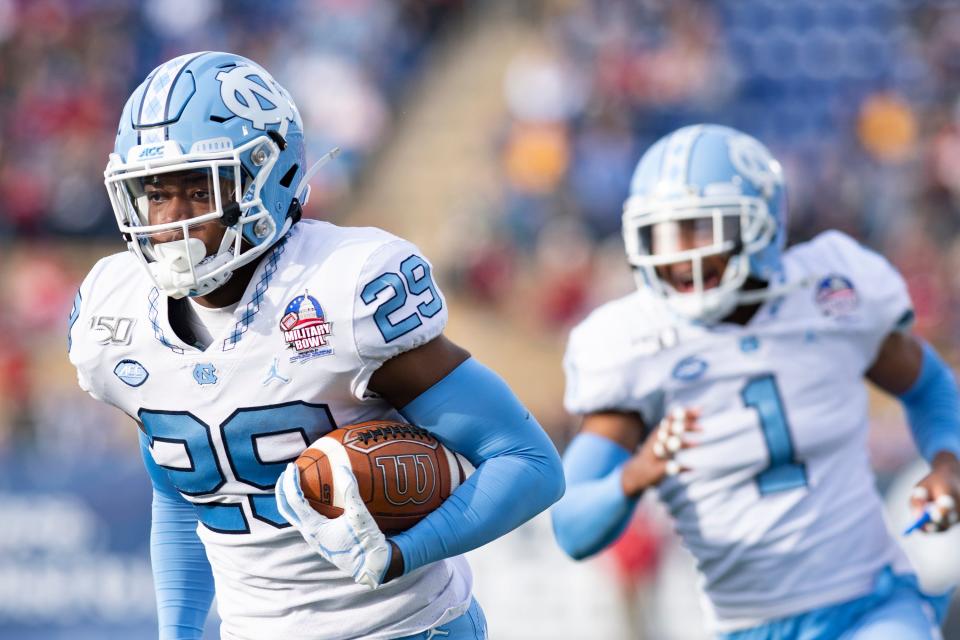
xmin=563 ymin=231 xmax=915 ymax=631
xmin=68 ymin=220 xmax=472 ymax=640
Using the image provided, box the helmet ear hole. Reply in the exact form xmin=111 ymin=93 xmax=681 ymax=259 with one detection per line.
xmin=279 ymin=164 xmax=299 ymax=188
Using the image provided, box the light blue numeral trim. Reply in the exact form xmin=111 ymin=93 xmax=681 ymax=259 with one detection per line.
xmin=195 ymin=503 xmax=249 ymax=534
xmin=221 ymin=402 xmax=336 ymax=489
xmin=139 ymin=401 xmax=337 ymax=533
xmin=361 ymin=253 xmax=443 ymax=344
xmin=742 ymin=375 xmax=807 ymax=495
xmin=400 ymin=255 xmax=442 ymax=318
xmin=361 ymin=272 xmax=422 ymax=343
xmin=250 ymin=494 xmax=289 ymax=528
xmin=140 ymin=410 xmax=226 ymax=496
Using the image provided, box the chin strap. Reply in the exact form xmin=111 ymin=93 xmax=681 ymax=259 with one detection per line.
xmin=149 ymin=239 xmax=234 ymax=299
xmin=638 ymin=267 xmax=821 ymax=324
xmin=735 ymin=274 xmax=818 ymax=305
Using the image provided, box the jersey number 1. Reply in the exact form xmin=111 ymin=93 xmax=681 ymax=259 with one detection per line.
xmin=741 ymin=375 xmax=807 ymax=495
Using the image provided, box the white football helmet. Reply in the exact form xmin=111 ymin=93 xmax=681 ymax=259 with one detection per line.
xmin=622 ymin=124 xmax=787 ymax=323
xmin=104 ymin=52 xmax=309 ymax=299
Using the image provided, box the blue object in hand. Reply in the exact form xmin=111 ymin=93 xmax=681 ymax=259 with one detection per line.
xmin=903 ymin=511 xmax=932 ymax=536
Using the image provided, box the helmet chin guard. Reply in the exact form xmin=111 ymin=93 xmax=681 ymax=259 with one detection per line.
xmin=149 ymin=238 xmax=234 ymax=299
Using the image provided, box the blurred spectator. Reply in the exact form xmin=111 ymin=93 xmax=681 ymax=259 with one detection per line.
xmin=449 ymin=0 xmax=960 ymax=355
xmin=0 ymin=0 xmax=461 ymax=238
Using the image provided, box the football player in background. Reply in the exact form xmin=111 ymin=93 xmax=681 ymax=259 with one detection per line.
xmin=552 ymin=124 xmax=960 ymax=639
xmin=67 ymin=51 xmax=564 ymax=640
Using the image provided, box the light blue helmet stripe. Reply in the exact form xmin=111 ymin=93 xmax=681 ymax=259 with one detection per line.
xmin=138 ymin=52 xmax=209 ymax=144
xmin=658 ymin=124 xmax=705 ymax=188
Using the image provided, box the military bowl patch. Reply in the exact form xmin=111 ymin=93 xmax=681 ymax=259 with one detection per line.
xmin=815 ymin=274 xmax=858 ymax=317
xmin=281 ymin=292 xmax=334 ymax=363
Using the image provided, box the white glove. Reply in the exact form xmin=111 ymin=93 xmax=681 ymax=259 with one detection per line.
xmin=275 ymin=462 xmax=392 ymax=589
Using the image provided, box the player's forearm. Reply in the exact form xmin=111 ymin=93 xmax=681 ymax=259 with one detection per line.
xmin=551 ymin=432 xmax=638 ymax=560
xmin=898 ymin=341 xmax=960 ymax=462
xmin=151 ymin=491 xmax=215 ymax=640
xmin=392 ymin=357 xmax=565 ymax=574
xmin=141 ymin=438 xmax=215 ymax=638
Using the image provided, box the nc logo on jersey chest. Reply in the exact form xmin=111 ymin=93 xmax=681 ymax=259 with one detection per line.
xmin=193 ymin=363 xmax=218 ymax=385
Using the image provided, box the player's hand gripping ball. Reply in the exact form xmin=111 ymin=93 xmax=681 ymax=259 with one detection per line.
xmin=296 ymin=421 xmax=472 ymax=533
xmin=275 ymin=421 xmax=472 ymax=589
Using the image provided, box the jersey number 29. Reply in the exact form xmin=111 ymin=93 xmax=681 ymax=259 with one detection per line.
xmin=139 ymin=401 xmax=336 ymax=533
xmin=361 ymin=255 xmax=442 ymax=343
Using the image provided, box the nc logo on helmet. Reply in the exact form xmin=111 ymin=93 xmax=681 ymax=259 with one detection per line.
xmin=216 ymin=65 xmax=300 ymax=134
xmin=728 ymin=134 xmax=782 ymax=198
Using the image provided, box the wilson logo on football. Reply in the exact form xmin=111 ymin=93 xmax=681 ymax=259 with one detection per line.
xmin=281 ymin=292 xmax=334 ymax=363
xmin=375 ymin=454 xmax=437 ymax=507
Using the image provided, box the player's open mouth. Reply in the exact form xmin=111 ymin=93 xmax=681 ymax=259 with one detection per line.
xmin=670 ymin=267 xmax=721 ymax=293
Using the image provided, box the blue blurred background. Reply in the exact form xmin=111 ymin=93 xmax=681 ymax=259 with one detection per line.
xmin=3 ymin=0 xmax=960 ymax=638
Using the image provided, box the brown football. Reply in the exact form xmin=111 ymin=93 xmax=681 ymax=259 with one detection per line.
xmin=295 ymin=420 xmax=473 ymax=533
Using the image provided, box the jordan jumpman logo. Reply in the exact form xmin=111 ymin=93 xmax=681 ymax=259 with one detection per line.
xmin=263 ymin=357 xmax=291 ymax=386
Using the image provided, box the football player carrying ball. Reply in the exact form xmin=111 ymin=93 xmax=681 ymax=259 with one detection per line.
xmin=68 ymin=51 xmax=563 ymax=640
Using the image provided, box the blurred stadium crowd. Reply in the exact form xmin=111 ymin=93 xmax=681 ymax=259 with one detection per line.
xmin=456 ymin=0 xmax=960 ymax=349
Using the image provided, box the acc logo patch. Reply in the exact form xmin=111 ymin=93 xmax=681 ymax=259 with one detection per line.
xmin=672 ymin=355 xmax=708 ymax=381
xmin=281 ymin=292 xmax=334 ymax=363
xmin=114 ymin=359 xmax=149 ymax=387
xmin=137 ymin=145 xmax=164 ymax=159
xmin=815 ymin=274 xmax=858 ymax=317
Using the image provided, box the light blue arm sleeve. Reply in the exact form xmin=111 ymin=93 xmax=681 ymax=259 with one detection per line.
xmin=390 ymin=357 xmax=565 ymax=574
xmin=898 ymin=341 xmax=960 ymax=462
xmin=550 ymin=432 xmax=639 ymax=560
xmin=139 ymin=436 xmax=215 ymax=640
